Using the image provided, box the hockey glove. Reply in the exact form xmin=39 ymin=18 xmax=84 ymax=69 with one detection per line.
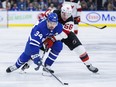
xmin=74 ymin=16 xmax=81 ymax=24
xmin=74 ymin=30 xmax=78 ymax=35
xmin=44 ymin=36 xmax=56 ymax=49
xmin=38 ymin=13 xmax=45 ymax=20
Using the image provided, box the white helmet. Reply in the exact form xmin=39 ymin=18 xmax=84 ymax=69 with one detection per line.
xmin=61 ymin=4 xmax=72 ymax=19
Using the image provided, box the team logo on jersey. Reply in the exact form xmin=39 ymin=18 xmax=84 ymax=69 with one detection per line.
xmin=72 ymin=39 xmax=77 ymax=44
xmin=86 ymin=12 xmax=101 ymax=22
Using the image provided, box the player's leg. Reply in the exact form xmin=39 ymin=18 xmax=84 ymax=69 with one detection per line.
xmin=73 ymin=45 xmax=98 ymax=73
xmin=43 ymin=41 xmax=63 ymax=73
xmin=6 ymin=41 xmax=39 ymax=73
xmin=21 ymin=46 xmax=45 ymax=71
xmin=6 ymin=52 xmax=31 ymax=73
xmin=62 ymin=32 xmax=98 ymax=73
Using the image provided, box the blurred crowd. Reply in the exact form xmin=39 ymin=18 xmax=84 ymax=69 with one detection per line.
xmin=81 ymin=0 xmax=116 ymax=11
xmin=0 ymin=0 xmax=116 ymax=11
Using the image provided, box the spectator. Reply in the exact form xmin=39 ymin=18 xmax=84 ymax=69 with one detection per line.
xmin=113 ymin=0 xmax=116 ymax=10
xmin=51 ymin=0 xmax=58 ymax=8
xmin=26 ymin=0 xmax=31 ymax=8
xmin=38 ymin=4 xmax=43 ymax=11
xmin=103 ymin=0 xmax=115 ymax=11
xmin=89 ymin=4 xmax=96 ymax=11
xmin=57 ymin=0 xmax=64 ymax=10
xmin=0 ymin=0 xmax=114 ymax=11
xmin=58 ymin=0 xmax=64 ymax=4
xmin=17 ymin=0 xmax=26 ymax=11
xmin=87 ymin=0 xmax=94 ymax=7
xmin=81 ymin=0 xmax=88 ymax=11
xmin=42 ymin=4 xmax=48 ymax=11
xmin=0 ymin=0 xmax=3 ymax=8
xmin=10 ymin=3 xmax=20 ymax=11
xmin=32 ymin=0 xmax=39 ymax=10
xmin=27 ymin=2 xmax=36 ymax=11
xmin=47 ymin=0 xmax=52 ymax=7
xmin=48 ymin=3 xmax=57 ymax=10
xmin=39 ymin=0 xmax=46 ymax=10
xmin=2 ymin=0 xmax=11 ymax=9
xmin=103 ymin=0 xmax=110 ymax=10
xmin=87 ymin=0 xmax=96 ymax=10
xmin=107 ymin=2 xmax=113 ymax=10
xmin=10 ymin=0 xmax=16 ymax=9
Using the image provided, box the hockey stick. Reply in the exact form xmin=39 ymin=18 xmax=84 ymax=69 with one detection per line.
xmin=37 ymin=47 xmax=68 ymax=85
xmin=34 ymin=47 xmax=47 ymax=70
xmin=41 ymin=64 xmax=68 ymax=85
xmin=81 ymin=21 xmax=107 ymax=29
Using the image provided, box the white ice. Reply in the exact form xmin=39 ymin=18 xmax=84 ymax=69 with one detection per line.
xmin=0 ymin=27 xmax=116 ymax=87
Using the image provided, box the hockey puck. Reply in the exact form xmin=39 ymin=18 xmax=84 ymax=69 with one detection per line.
xmin=64 ymin=83 xmax=68 ymax=85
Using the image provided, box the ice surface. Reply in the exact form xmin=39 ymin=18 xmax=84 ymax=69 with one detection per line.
xmin=0 ymin=27 xmax=116 ymax=87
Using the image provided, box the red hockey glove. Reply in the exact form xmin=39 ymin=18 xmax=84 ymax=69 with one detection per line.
xmin=38 ymin=13 xmax=45 ymax=20
xmin=74 ymin=30 xmax=78 ymax=35
xmin=74 ymin=16 xmax=81 ymax=23
xmin=44 ymin=36 xmax=56 ymax=49
xmin=44 ymin=9 xmax=52 ymax=17
xmin=38 ymin=9 xmax=52 ymax=20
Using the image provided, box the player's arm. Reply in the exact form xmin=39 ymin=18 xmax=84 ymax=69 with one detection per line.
xmin=38 ymin=9 xmax=54 ymax=20
xmin=43 ymin=22 xmax=76 ymax=49
xmin=43 ymin=29 xmax=68 ymax=49
xmin=49 ymin=20 xmax=76 ymax=41
xmin=44 ymin=23 xmax=68 ymax=48
xmin=53 ymin=20 xmax=75 ymax=40
xmin=74 ymin=1 xmax=82 ymax=24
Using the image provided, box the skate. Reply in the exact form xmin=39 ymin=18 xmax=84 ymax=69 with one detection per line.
xmin=21 ymin=63 xmax=30 ymax=71
xmin=6 ymin=65 xmax=18 ymax=73
xmin=42 ymin=65 xmax=54 ymax=76
xmin=43 ymin=66 xmax=54 ymax=73
xmin=34 ymin=61 xmax=42 ymax=71
xmin=86 ymin=64 xmax=98 ymax=73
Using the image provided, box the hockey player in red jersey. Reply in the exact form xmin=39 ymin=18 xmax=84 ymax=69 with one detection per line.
xmin=63 ymin=0 xmax=82 ymax=34
xmin=44 ymin=4 xmax=98 ymax=73
xmin=22 ymin=3 xmax=98 ymax=73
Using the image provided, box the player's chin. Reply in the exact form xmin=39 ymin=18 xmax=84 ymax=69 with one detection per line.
xmin=49 ymin=27 xmax=54 ymax=30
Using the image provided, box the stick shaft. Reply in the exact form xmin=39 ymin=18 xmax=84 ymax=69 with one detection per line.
xmin=81 ymin=21 xmax=106 ymax=29
xmin=42 ymin=64 xmax=67 ymax=85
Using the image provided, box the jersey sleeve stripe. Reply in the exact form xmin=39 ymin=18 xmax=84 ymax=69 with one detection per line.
xmin=29 ymin=36 xmax=40 ymax=45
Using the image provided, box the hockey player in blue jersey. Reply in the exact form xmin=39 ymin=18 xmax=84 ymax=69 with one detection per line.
xmin=6 ymin=13 xmax=64 ymax=73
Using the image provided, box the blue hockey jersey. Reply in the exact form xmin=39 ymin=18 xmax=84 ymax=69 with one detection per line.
xmin=29 ymin=19 xmax=63 ymax=48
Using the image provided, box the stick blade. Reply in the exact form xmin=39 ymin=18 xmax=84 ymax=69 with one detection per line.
xmin=64 ymin=83 xmax=68 ymax=85
xmin=100 ymin=25 xmax=107 ymax=29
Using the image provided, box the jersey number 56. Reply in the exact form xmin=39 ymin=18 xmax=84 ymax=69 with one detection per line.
xmin=64 ymin=24 xmax=73 ymax=30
